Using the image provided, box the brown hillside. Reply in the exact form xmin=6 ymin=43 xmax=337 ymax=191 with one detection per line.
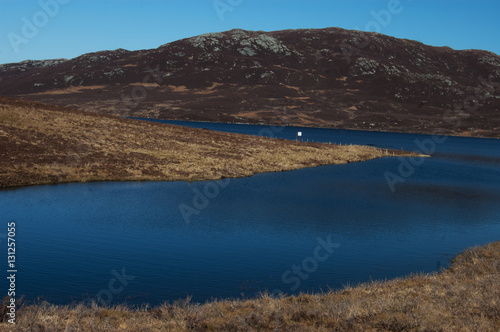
xmin=1 ymin=28 xmax=499 ymax=137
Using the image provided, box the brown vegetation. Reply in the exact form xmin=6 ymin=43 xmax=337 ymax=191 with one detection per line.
xmin=0 ymin=97 xmax=417 ymax=188
xmin=2 ymin=241 xmax=499 ymax=331
xmin=2 ymin=28 xmax=499 ymax=138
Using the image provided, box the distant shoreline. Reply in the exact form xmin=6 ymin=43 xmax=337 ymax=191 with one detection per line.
xmin=0 ymin=97 xmax=422 ymax=189
xmin=131 ymin=116 xmax=500 ymax=140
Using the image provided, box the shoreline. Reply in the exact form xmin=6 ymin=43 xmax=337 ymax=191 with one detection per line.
xmin=2 ymin=240 xmax=499 ymax=331
xmin=0 ymin=97 xmax=423 ymax=189
xmin=0 ymin=154 xmax=426 ymax=191
xmin=131 ymin=116 xmax=500 ymax=140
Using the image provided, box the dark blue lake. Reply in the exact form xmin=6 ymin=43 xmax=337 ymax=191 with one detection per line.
xmin=1 ymin=121 xmax=500 ymax=306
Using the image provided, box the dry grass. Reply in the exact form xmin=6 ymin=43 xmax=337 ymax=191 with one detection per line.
xmin=2 ymin=241 xmax=499 ymax=331
xmin=0 ymin=97 xmax=418 ymax=188
xmin=25 ymin=85 xmax=107 ymax=95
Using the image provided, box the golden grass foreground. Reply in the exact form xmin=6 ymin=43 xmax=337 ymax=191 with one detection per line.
xmin=0 ymin=97 xmax=417 ymax=188
xmin=1 ymin=241 xmax=499 ymax=331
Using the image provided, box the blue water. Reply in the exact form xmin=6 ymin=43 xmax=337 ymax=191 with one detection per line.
xmin=1 ymin=121 xmax=500 ymax=306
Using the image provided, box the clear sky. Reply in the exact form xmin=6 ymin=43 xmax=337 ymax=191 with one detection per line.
xmin=1 ymin=0 xmax=499 ymax=64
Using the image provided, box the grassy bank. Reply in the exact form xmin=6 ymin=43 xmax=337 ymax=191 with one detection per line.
xmin=0 ymin=97 xmax=418 ymax=188
xmin=1 ymin=241 xmax=499 ymax=331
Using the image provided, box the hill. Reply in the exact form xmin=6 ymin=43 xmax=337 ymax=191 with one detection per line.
xmin=1 ymin=27 xmax=499 ymax=137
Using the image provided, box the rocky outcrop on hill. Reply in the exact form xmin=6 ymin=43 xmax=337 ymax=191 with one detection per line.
xmin=1 ymin=27 xmax=499 ymax=137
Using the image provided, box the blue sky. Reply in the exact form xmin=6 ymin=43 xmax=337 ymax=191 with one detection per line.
xmin=1 ymin=0 xmax=499 ymax=64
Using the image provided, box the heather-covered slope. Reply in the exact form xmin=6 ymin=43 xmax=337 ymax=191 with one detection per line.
xmin=1 ymin=27 xmax=499 ymax=137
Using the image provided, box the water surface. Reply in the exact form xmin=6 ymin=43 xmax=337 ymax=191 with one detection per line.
xmin=1 ymin=121 xmax=499 ymax=305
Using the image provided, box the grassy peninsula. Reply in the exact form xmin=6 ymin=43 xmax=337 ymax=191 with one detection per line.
xmin=0 ymin=97 xmax=417 ymax=188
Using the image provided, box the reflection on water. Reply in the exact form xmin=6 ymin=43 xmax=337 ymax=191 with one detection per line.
xmin=1 ymin=122 xmax=500 ymax=306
